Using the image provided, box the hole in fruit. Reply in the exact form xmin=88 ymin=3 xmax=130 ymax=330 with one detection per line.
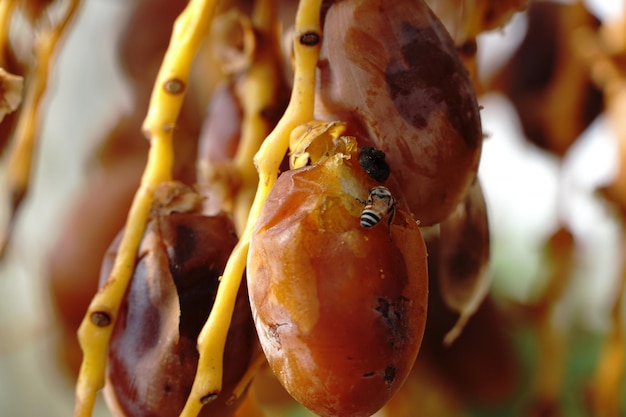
xmin=375 ymin=297 xmax=402 ymax=329
xmin=363 ymin=371 xmax=375 ymax=378
xmin=90 ymin=311 xmax=112 ymax=327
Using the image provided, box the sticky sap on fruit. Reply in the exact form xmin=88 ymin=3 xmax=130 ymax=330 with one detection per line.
xmin=289 ymin=120 xmax=347 ymax=169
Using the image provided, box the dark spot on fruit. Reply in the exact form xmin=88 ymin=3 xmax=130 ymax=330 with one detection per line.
xmin=359 ymin=146 xmax=390 ymax=182
xmin=383 ymin=366 xmax=397 ymax=386
xmin=363 ymin=371 xmax=376 ymax=378
xmin=384 ymin=21 xmax=481 ymax=148
xmin=375 ymin=297 xmax=410 ymax=346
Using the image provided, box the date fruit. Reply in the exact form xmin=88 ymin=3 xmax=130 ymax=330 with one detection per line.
xmin=316 ymin=0 xmax=483 ymax=226
xmin=102 ymin=182 xmax=256 ymax=417
xmin=248 ymin=145 xmax=428 ymax=417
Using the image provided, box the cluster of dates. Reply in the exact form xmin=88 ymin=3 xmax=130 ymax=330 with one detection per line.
xmin=49 ymin=0 xmax=489 ymax=416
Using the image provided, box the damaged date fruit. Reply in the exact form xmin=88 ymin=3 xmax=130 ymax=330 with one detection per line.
xmin=247 ymin=142 xmax=428 ymax=417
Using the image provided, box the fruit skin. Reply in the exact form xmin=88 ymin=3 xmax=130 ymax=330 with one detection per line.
xmin=316 ymin=0 xmax=482 ymax=226
xmin=101 ymin=183 xmax=256 ymax=417
xmin=248 ymin=158 xmax=428 ymax=417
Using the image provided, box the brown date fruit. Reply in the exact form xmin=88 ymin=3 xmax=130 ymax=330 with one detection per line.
xmin=420 ymin=218 xmax=519 ymax=405
xmin=438 ymin=179 xmax=490 ymax=345
xmin=101 ymin=182 xmax=256 ymax=417
xmin=247 ymin=145 xmax=428 ymax=417
xmin=315 ymin=0 xmax=483 ymax=226
xmin=196 ymin=83 xmax=244 ymax=216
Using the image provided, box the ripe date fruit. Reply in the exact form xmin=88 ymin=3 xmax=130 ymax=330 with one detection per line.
xmin=248 ymin=151 xmax=428 ymax=417
xmin=101 ymin=182 xmax=256 ymax=417
xmin=316 ymin=0 xmax=483 ymax=226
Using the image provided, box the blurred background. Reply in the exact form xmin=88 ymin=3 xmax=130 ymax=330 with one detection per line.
xmin=1 ymin=0 xmax=625 ymax=416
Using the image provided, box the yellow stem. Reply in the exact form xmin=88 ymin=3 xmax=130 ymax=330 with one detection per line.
xmin=142 ymin=0 xmax=217 ymax=137
xmin=73 ymin=139 xmax=173 ymax=417
xmin=232 ymin=0 xmax=280 ymax=233
xmin=245 ymin=0 xmax=322 ymax=231
xmin=1 ymin=0 xmax=81 ymax=256
xmin=73 ymin=1 xmax=218 ymax=416
xmin=180 ymin=0 xmax=323 ymax=415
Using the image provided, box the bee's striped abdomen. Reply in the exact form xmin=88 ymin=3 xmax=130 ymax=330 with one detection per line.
xmin=360 ymin=186 xmax=396 ymax=229
xmin=360 ymin=208 xmax=382 ymax=228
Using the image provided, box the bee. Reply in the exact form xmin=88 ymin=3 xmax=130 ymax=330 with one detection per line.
xmin=360 ymin=186 xmax=396 ymax=229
